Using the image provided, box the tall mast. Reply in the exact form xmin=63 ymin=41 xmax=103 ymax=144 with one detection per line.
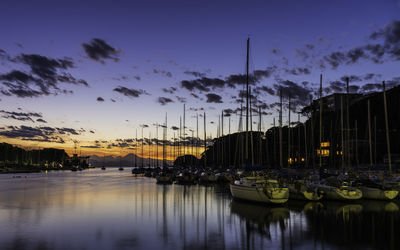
xmin=288 ymin=94 xmax=291 ymax=167
xmin=319 ymin=74 xmax=323 ymax=169
xmin=383 ymin=81 xmax=392 ymax=173
xmin=142 ymin=126 xmax=144 ymax=168
xmin=250 ymin=87 xmax=254 ymax=166
xmin=346 ymin=77 xmax=350 ymax=168
xmin=196 ymin=114 xmax=199 ymax=161
xmin=204 ymin=112 xmax=207 ymax=168
xmin=341 ymin=96 xmax=345 ymax=171
xmin=367 ymin=100 xmax=373 ymax=167
xmin=135 ymin=129 xmax=137 ymax=167
xmin=259 ymin=106 xmax=262 ymax=166
xmin=279 ymin=88 xmax=283 ymax=168
xmin=183 ymin=104 xmax=186 ymax=158
xmin=156 ymin=123 xmax=159 ymax=168
xmin=245 ymin=38 xmax=250 ymax=162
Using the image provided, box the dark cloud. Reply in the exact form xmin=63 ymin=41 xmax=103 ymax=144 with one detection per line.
xmin=36 ymin=118 xmax=47 ymax=123
xmin=97 ymin=97 xmax=105 ymax=102
xmin=113 ymin=86 xmax=149 ymax=98
xmin=82 ymin=38 xmax=120 ymax=63
xmin=81 ymin=145 xmax=102 ymax=148
xmin=176 ymin=96 xmax=186 ymax=103
xmin=157 ymin=97 xmax=174 ymax=105
xmin=171 ymin=126 xmax=179 ymax=130
xmin=162 ymin=87 xmax=177 ymax=94
xmin=134 ymin=75 xmax=141 ymax=81
xmin=271 ymin=49 xmax=280 ymax=54
xmin=369 ymin=20 xmax=400 ymax=60
xmin=205 ymin=93 xmax=223 ymax=103
xmin=255 ymin=85 xmax=275 ymax=95
xmin=305 ymin=44 xmax=315 ymax=50
xmin=321 ymin=20 xmax=400 ymax=68
xmin=153 ymin=69 xmax=172 ymax=77
xmin=273 ymin=80 xmax=312 ymax=107
xmin=0 ymin=125 xmax=81 ymax=143
xmin=0 ymin=53 xmax=88 ymax=98
xmin=340 ymin=75 xmax=362 ymax=82
xmin=0 ymin=109 xmax=42 ymax=122
xmin=181 ymin=67 xmax=274 ymax=93
xmin=183 ymin=71 xmax=206 ymax=77
xmin=284 ymin=67 xmax=311 ymax=75
xmin=190 ymin=93 xmax=199 ymax=99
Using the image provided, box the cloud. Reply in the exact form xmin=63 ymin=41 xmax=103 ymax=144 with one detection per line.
xmin=181 ymin=67 xmax=275 ymax=94
xmin=36 ymin=118 xmax=47 ymax=123
xmin=255 ymin=85 xmax=275 ymax=95
xmin=183 ymin=71 xmax=206 ymax=77
xmin=205 ymin=93 xmax=223 ymax=103
xmin=0 ymin=53 xmax=88 ymax=98
xmin=321 ymin=20 xmax=400 ymax=68
xmin=82 ymin=38 xmax=120 ymax=63
xmin=157 ymin=97 xmax=174 ymax=105
xmin=113 ymin=86 xmax=149 ymax=98
xmin=162 ymin=87 xmax=177 ymax=94
xmin=0 ymin=125 xmax=82 ymax=143
xmin=153 ymin=69 xmax=172 ymax=77
xmin=97 ymin=97 xmax=105 ymax=102
xmin=0 ymin=109 xmax=42 ymax=122
xmin=284 ymin=67 xmax=311 ymax=75
xmin=273 ymin=80 xmax=312 ymax=107
xmin=176 ymin=96 xmax=186 ymax=103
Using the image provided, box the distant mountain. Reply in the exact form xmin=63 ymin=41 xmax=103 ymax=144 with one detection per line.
xmin=88 ymin=153 xmax=171 ymax=167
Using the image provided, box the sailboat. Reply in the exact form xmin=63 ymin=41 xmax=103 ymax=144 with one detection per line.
xmin=288 ymin=180 xmax=324 ymax=201
xmin=229 ymin=38 xmax=289 ymax=204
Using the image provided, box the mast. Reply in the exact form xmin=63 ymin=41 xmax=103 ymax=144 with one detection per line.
xmin=279 ymin=88 xmax=283 ymax=169
xmin=383 ymin=81 xmax=392 ymax=173
xmin=229 ymin=116 xmax=231 ymax=167
xmin=183 ymin=104 xmax=186 ymax=159
xmin=156 ymin=123 xmax=159 ymax=168
xmin=196 ymin=114 xmax=199 ymax=162
xmin=250 ymin=87 xmax=254 ymax=166
xmin=319 ymin=74 xmax=323 ymax=169
xmin=341 ymin=96 xmax=344 ymax=171
xmin=288 ymin=94 xmax=291 ymax=167
xmin=141 ymin=126 xmax=144 ymax=168
xmin=135 ymin=129 xmax=137 ymax=167
xmin=245 ymin=38 xmax=250 ymax=163
xmin=259 ymin=106 xmax=262 ymax=166
xmin=203 ymin=112 xmax=207 ymax=168
xmin=346 ymin=77 xmax=350 ymax=168
xmin=368 ymin=100 xmax=373 ymax=167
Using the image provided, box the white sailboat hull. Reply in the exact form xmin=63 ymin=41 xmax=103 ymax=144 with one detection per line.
xmin=230 ymin=183 xmax=289 ymax=204
xmin=315 ymin=184 xmax=362 ymax=201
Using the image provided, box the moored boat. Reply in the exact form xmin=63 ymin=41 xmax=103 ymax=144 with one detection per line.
xmin=288 ymin=180 xmax=324 ymax=201
xmin=315 ymin=181 xmax=362 ymax=201
xmin=230 ymin=176 xmax=289 ymax=204
xmin=357 ymin=179 xmax=398 ymax=200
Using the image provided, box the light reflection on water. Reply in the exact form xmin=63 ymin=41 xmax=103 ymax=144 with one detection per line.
xmin=0 ymin=169 xmax=399 ymax=250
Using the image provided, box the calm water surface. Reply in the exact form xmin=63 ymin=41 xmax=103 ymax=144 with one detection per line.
xmin=0 ymin=169 xmax=399 ymax=250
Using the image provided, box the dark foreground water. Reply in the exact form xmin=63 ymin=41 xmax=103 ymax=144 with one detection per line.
xmin=0 ymin=169 xmax=399 ymax=250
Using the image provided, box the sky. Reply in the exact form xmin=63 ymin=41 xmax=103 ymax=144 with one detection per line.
xmin=0 ymin=0 xmax=399 ymax=158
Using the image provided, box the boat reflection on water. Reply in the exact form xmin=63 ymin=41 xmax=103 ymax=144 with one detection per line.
xmin=300 ymin=200 xmax=400 ymax=250
xmin=1 ymin=171 xmax=400 ymax=250
xmin=230 ymin=200 xmax=289 ymax=237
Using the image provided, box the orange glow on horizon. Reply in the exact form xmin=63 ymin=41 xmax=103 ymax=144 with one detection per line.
xmin=0 ymin=138 xmax=205 ymax=161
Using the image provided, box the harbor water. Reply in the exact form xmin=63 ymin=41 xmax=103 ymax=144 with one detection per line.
xmin=0 ymin=169 xmax=399 ymax=250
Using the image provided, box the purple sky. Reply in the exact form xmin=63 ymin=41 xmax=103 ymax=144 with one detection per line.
xmin=0 ymin=0 xmax=399 ymax=154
